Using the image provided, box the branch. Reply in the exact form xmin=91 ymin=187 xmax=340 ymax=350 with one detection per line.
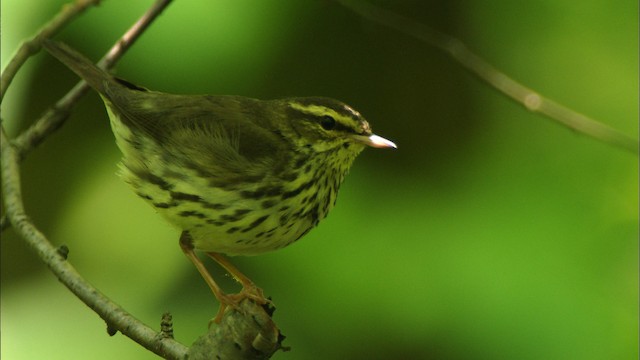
xmin=0 ymin=0 xmax=101 ymax=103
xmin=1 ymin=0 xmax=190 ymax=358
xmin=1 ymin=126 xmax=189 ymax=359
xmin=337 ymin=0 xmax=639 ymax=155
xmin=188 ymin=300 xmax=287 ymax=359
xmin=2 ymin=1 xmax=288 ymax=358
xmin=3 ymin=118 xmax=285 ymax=358
xmin=11 ymin=0 xmax=174 ymax=159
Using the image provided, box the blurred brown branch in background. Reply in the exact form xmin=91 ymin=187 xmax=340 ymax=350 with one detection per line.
xmin=337 ymin=0 xmax=639 ymax=155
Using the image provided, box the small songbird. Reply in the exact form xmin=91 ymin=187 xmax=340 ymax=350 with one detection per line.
xmin=43 ymin=40 xmax=396 ymax=322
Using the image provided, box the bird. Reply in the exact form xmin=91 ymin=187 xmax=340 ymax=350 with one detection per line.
xmin=43 ymin=39 xmax=396 ymax=323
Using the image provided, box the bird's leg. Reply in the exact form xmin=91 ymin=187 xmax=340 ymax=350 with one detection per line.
xmin=206 ymin=252 xmax=270 ymax=306
xmin=179 ymin=232 xmax=238 ymax=323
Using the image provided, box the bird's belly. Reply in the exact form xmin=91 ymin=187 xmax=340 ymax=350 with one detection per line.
xmin=160 ymin=189 xmax=317 ymax=255
xmin=120 ymin=161 xmax=325 ymax=256
xmin=188 ymin=210 xmax=313 ymax=256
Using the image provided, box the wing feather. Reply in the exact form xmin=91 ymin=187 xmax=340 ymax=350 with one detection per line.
xmin=103 ymin=85 xmax=289 ymax=183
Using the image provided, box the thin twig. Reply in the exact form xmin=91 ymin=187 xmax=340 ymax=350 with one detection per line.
xmin=1 ymin=126 xmax=189 ymax=359
xmin=12 ymin=0 xmax=174 ymax=159
xmin=337 ymin=0 xmax=639 ymax=155
xmin=0 ymin=0 xmax=101 ymax=103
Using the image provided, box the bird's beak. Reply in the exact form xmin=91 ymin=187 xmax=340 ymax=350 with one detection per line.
xmin=354 ymin=134 xmax=397 ymax=149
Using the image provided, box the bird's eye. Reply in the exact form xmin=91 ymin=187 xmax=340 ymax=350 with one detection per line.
xmin=320 ymin=115 xmax=336 ymax=130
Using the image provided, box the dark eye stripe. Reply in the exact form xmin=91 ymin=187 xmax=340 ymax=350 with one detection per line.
xmin=288 ymin=101 xmax=363 ymax=134
xmin=332 ymin=122 xmax=353 ymax=133
xmin=320 ymin=115 xmax=336 ymax=130
xmin=317 ymin=115 xmax=354 ymax=133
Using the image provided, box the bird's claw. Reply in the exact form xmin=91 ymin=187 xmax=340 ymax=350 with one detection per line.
xmin=210 ymin=284 xmax=272 ymax=325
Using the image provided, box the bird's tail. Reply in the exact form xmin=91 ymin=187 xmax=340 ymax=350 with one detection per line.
xmin=42 ymin=40 xmax=112 ymax=95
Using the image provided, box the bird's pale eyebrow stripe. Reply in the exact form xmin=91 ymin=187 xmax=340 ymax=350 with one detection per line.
xmin=289 ymin=103 xmax=358 ymax=132
xmin=290 ymin=103 xmax=341 ymax=118
xmin=342 ymin=104 xmax=361 ymax=118
xmin=290 ymin=103 xmax=360 ymax=121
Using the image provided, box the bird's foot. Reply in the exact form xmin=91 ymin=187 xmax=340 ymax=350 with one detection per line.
xmin=211 ymin=284 xmax=271 ymax=325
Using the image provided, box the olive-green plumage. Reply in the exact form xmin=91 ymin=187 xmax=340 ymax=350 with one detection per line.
xmin=44 ymin=40 xmax=396 ymax=257
xmin=44 ymin=39 xmax=396 ymax=320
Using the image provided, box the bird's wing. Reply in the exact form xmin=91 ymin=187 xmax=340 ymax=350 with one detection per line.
xmin=104 ymin=87 xmax=291 ymax=184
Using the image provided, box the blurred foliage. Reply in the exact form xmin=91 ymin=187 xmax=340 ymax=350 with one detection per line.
xmin=1 ymin=0 xmax=637 ymax=359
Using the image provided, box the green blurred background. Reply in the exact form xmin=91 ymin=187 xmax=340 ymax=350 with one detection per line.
xmin=2 ymin=0 xmax=637 ymax=359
